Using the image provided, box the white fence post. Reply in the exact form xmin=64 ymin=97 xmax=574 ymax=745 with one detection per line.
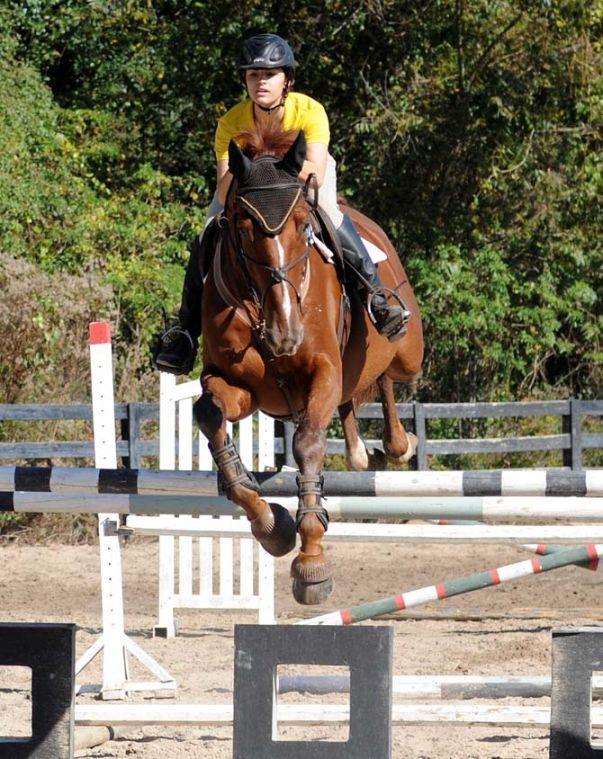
xmin=156 ymin=372 xmax=178 ymax=638
xmin=146 ymin=374 xmax=276 ymax=637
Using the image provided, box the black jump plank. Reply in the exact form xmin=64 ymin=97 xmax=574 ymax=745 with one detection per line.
xmin=233 ymin=624 xmax=393 ymax=759
xmin=550 ymin=627 xmax=603 ymax=758
xmin=0 ymin=623 xmax=75 ymax=759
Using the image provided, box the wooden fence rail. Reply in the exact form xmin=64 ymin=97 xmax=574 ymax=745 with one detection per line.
xmin=0 ymin=399 xmax=601 ymax=471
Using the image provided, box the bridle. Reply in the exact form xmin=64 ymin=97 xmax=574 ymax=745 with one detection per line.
xmin=223 ymin=170 xmax=319 ymax=342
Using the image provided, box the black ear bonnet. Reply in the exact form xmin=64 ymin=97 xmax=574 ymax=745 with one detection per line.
xmin=228 ymin=132 xmax=307 ymax=235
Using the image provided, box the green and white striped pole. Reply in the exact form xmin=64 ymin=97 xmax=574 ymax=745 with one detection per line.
xmin=298 ymin=544 xmax=602 ymax=626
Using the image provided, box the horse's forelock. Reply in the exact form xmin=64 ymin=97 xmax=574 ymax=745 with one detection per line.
xmin=237 ymin=120 xmax=299 ymax=159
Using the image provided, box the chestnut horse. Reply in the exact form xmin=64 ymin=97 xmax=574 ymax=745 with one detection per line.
xmin=194 ymin=124 xmax=423 ymax=605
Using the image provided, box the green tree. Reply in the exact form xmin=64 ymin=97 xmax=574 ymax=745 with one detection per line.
xmin=1 ymin=0 xmax=601 ymax=400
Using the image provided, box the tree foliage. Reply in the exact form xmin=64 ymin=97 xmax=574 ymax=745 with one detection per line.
xmin=1 ymin=0 xmax=601 ymax=401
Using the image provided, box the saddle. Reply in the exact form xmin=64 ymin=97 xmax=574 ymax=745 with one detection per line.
xmin=309 ymin=204 xmax=351 ymax=354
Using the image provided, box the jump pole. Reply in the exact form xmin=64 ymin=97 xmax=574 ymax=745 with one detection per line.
xmin=278 ymin=673 xmax=603 ymax=699
xmin=73 ymin=702 xmax=603 ymax=729
xmin=5 ymin=493 xmax=603 ymax=544
xmin=4 ymin=489 xmax=603 ymax=523
xmin=3 ymin=491 xmax=603 ymax=522
xmin=1 ymin=466 xmax=601 ymax=497
xmin=428 ymin=519 xmax=600 ymax=571
xmin=298 ymin=543 xmax=603 ymax=626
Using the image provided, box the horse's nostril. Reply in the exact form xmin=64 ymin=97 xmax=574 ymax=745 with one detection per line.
xmin=264 ymin=328 xmax=304 ymax=357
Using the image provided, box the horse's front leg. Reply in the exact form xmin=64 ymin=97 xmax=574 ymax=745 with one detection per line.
xmin=193 ymin=374 xmax=296 ymax=557
xmin=290 ymin=359 xmax=340 ymax=605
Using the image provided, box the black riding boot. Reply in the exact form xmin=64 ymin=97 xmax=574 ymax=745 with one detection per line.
xmin=336 ymin=215 xmax=410 ymax=341
xmin=153 ymin=224 xmax=211 ymax=375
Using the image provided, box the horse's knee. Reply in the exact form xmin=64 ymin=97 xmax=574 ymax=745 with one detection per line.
xmin=193 ymin=392 xmax=224 ymax=434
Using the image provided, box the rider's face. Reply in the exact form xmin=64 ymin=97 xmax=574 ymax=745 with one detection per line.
xmin=245 ymin=68 xmax=287 ymax=109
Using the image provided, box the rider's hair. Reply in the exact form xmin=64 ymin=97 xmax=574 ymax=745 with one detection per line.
xmin=282 ymin=68 xmax=295 ymax=100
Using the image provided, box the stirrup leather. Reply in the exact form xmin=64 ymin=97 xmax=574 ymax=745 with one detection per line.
xmin=295 ymin=473 xmax=329 ymax=531
xmin=210 ymin=435 xmax=261 ymax=495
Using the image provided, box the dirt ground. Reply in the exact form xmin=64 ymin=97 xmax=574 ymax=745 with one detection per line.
xmin=1 ymin=536 xmax=602 ymax=758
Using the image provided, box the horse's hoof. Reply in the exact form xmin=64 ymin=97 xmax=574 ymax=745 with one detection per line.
xmin=387 ymin=431 xmax=418 ymax=465
xmin=367 ymin=447 xmax=387 ymax=470
xmin=251 ymin=502 xmax=296 ymax=557
xmin=290 ymin=553 xmax=333 ymax=605
xmin=346 ymin=443 xmax=387 ymax=472
xmin=292 ymin=576 xmax=334 ymax=605
xmin=400 ymin=431 xmax=418 ymax=463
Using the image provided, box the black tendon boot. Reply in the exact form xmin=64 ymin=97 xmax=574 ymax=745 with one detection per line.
xmin=153 ymin=222 xmax=215 ymax=374
xmin=336 ymin=215 xmax=410 ymax=341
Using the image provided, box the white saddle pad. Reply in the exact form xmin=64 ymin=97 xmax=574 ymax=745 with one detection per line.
xmin=312 ymin=234 xmax=388 ymax=265
xmin=362 ymin=237 xmax=388 ymax=263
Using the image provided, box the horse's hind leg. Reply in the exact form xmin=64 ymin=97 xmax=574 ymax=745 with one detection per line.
xmin=378 ymin=374 xmax=417 ymax=463
xmin=339 ymin=401 xmax=386 ymax=471
xmin=194 ymin=374 xmax=296 ymax=557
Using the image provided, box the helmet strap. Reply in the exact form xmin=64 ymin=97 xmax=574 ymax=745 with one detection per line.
xmin=255 ymin=101 xmax=284 ymax=113
xmin=253 ymin=77 xmax=293 ymax=112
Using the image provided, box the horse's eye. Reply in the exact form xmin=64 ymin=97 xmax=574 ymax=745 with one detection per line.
xmin=238 ymin=222 xmax=254 ymax=241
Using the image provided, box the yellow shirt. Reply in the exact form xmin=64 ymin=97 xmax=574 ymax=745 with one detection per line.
xmin=214 ymin=92 xmax=330 ymax=161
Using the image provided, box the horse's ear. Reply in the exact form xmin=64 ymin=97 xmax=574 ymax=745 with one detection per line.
xmin=281 ymin=130 xmax=307 ymax=176
xmin=228 ymin=139 xmax=252 ymax=182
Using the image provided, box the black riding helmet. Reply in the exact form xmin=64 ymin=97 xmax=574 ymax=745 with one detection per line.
xmin=240 ymin=34 xmax=296 ymax=111
xmin=239 ymin=34 xmax=297 ymax=73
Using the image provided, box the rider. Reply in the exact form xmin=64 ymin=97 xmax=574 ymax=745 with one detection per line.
xmin=154 ymin=33 xmax=409 ymax=374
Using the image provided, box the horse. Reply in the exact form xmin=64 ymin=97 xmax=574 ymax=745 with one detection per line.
xmin=194 ymin=122 xmax=423 ymax=605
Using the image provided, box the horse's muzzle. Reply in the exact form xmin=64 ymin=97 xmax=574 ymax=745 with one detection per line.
xmin=264 ymin=326 xmax=304 ymax=357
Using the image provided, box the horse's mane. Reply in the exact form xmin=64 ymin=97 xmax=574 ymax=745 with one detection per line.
xmin=237 ymin=117 xmax=299 ymax=159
